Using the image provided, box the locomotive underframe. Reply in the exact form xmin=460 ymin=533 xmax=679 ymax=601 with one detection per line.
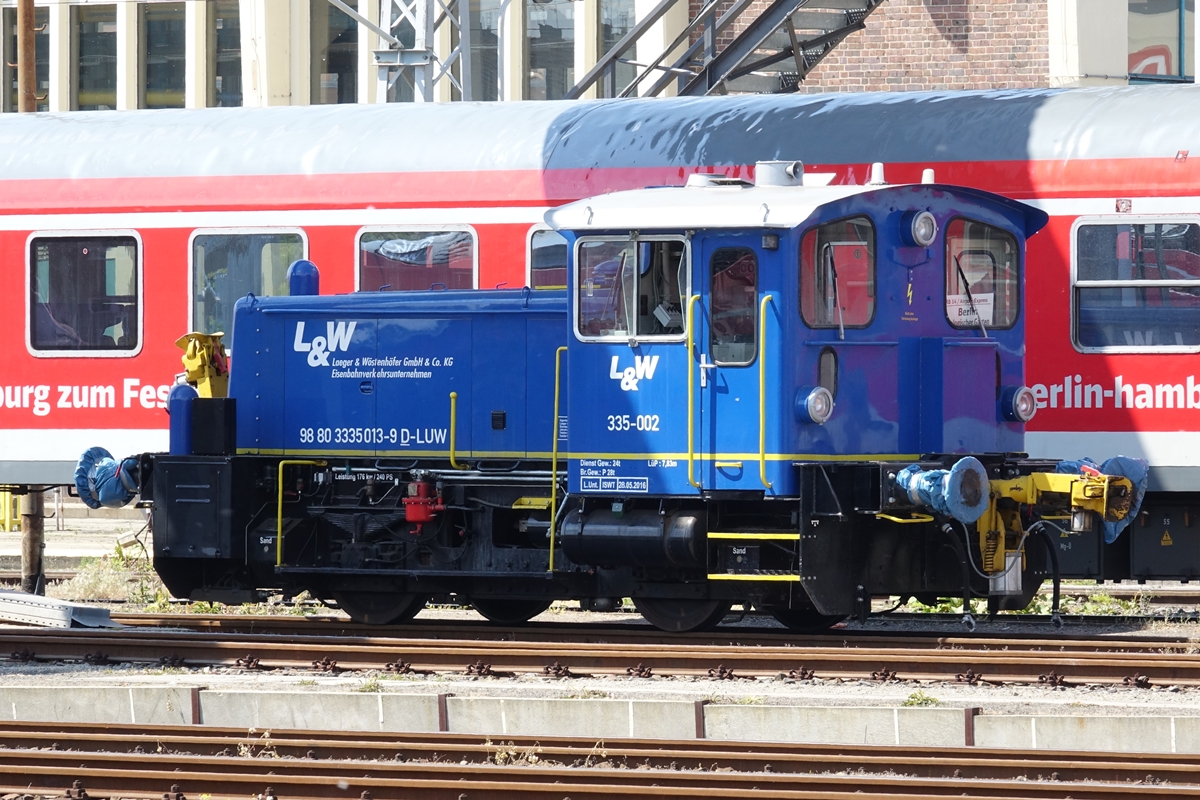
xmin=140 ymin=450 xmax=1164 ymax=622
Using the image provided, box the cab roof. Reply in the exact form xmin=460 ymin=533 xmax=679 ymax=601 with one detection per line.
xmin=545 ymin=169 xmax=1048 ymax=237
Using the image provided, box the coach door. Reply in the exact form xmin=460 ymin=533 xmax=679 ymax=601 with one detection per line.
xmin=695 ymin=234 xmax=773 ymax=492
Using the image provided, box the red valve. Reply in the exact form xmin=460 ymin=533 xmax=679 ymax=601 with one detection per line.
xmin=402 ymin=481 xmax=444 ymax=533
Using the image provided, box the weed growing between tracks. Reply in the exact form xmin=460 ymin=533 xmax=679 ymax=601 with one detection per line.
xmin=901 ymin=690 xmax=940 ymax=707
xmin=895 ymin=592 xmax=1150 ymax=617
xmin=49 ymin=546 xmax=165 ymax=604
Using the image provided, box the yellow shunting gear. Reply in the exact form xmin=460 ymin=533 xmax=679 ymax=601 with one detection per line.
xmin=977 ymin=471 xmax=1134 ymax=573
xmin=176 ymin=332 xmax=229 ymax=398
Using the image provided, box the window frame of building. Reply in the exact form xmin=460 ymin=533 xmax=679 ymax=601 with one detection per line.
xmin=188 ymin=228 xmax=309 ymax=343
xmin=26 ymin=229 xmax=144 ymax=358
xmin=1128 ymin=0 xmax=1195 ymax=83
xmin=573 ymin=234 xmax=690 ymax=343
xmin=1071 ymin=214 xmax=1200 ymax=353
xmin=71 ymin=4 xmax=118 ymax=111
xmin=527 ymin=224 xmax=568 ymax=289
xmin=209 ymin=0 xmax=243 ymax=106
xmin=799 ymin=215 xmax=877 ymax=330
xmin=355 ymin=225 xmax=480 ymax=292
xmin=525 ymin=0 xmax=574 ymax=100
xmin=311 ymin=0 xmax=359 ymax=104
xmin=139 ymin=1 xmax=186 ymax=109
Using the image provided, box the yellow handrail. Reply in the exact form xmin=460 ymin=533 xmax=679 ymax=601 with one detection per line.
xmin=276 ymin=459 xmax=327 ymax=567
xmin=759 ymin=294 xmax=773 ymax=490
xmin=686 ymin=293 xmax=701 ymax=489
xmin=449 ymin=391 xmax=468 ymax=470
xmin=548 ymin=345 xmax=568 ymax=572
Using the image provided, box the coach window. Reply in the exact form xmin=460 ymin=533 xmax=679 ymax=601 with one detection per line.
xmin=575 ymin=237 xmax=687 ymax=340
xmin=1074 ymin=221 xmax=1200 ymax=351
xmin=359 ymin=229 xmax=476 ymax=291
xmin=800 ymin=216 xmax=875 ymax=329
xmin=945 ymin=218 xmax=1019 ymax=330
xmin=192 ymin=232 xmax=304 ymax=337
xmin=29 ymin=235 xmax=139 ymax=354
xmin=529 ymin=229 xmax=568 ymax=289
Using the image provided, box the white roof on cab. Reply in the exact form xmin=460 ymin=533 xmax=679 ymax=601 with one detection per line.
xmin=545 ymin=172 xmax=882 ymax=232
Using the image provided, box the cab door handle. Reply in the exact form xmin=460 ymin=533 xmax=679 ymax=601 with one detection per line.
xmin=698 ymin=353 xmax=717 ymax=388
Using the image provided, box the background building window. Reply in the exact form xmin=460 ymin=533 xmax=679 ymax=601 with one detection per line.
xmin=193 ymin=233 xmax=303 ymax=338
xmin=471 ymin=0 xmax=500 ymax=101
xmin=311 ymin=0 xmax=358 ymax=103
xmin=526 ymin=0 xmax=573 ymax=100
xmin=2 ymin=6 xmax=49 ymax=112
xmin=1129 ymin=0 xmax=1195 ymax=81
xmin=142 ymin=2 xmax=185 ymax=108
xmin=73 ymin=5 xmax=118 ymax=110
xmin=211 ymin=0 xmax=242 ymax=106
xmin=30 ymin=236 xmax=139 ymax=352
xmin=600 ymin=0 xmax=635 ymax=95
xmin=359 ymin=230 xmax=475 ymax=291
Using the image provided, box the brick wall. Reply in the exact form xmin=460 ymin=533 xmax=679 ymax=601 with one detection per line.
xmin=690 ymin=0 xmax=1050 ymax=92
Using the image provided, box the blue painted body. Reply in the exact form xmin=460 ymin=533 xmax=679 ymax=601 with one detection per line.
xmin=229 ymin=290 xmax=567 ymax=459
xmin=562 ymin=185 xmax=1044 ymax=497
xmin=224 ymin=184 xmax=1042 ymax=504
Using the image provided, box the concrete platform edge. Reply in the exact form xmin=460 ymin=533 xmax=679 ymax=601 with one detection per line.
xmin=0 ymin=686 xmax=1194 ymax=753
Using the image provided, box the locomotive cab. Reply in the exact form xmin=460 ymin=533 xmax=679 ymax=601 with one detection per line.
xmin=548 ymin=163 xmax=1052 ymax=630
xmin=548 ymin=164 xmax=1048 ymax=498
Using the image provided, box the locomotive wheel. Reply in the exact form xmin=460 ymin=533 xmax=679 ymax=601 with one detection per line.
xmin=470 ymin=597 xmax=553 ymax=625
xmin=332 ymin=591 xmax=428 ymax=625
xmin=634 ymin=598 xmax=732 ymax=633
xmin=765 ymin=605 xmax=845 ymax=633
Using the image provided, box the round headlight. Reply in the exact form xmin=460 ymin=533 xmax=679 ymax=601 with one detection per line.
xmin=1002 ymin=385 xmax=1037 ymax=423
xmin=911 ymin=211 xmax=938 ymax=247
xmin=796 ymin=386 xmax=834 ymax=425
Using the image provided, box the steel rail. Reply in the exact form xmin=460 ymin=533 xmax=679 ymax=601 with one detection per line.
xmin=3 ymin=744 xmax=1200 ymax=799
xmin=6 ymin=626 xmax=1200 ymax=685
xmin=109 ymin=612 xmax=1200 ymax=651
xmin=3 ymin=721 xmax=1200 ymax=785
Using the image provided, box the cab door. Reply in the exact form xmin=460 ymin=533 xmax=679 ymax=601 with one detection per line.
xmin=695 ymin=235 xmax=770 ymax=491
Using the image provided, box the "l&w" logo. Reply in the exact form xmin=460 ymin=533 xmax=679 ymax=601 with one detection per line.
xmin=610 ymin=355 xmax=659 ymax=391
xmin=294 ymin=321 xmax=357 ymax=367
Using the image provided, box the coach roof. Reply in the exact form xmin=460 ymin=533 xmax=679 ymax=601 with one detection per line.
xmin=0 ymin=85 xmax=1197 ymax=183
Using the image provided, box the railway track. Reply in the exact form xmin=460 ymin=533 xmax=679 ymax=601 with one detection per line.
xmin=5 ymin=621 xmax=1199 ymax=686
xmin=2 ymin=720 xmax=1200 ymax=798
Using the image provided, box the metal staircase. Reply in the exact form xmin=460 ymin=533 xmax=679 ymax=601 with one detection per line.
xmin=567 ymin=0 xmax=885 ymax=98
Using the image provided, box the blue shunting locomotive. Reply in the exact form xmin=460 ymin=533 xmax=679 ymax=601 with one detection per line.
xmin=99 ymin=163 xmax=1143 ymax=632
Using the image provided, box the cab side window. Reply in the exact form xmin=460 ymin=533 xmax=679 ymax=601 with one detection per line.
xmin=945 ymin=218 xmax=1019 ymax=330
xmin=710 ymin=247 xmax=757 ymax=365
xmin=800 ymin=216 xmax=875 ymax=329
xmin=1074 ymin=221 xmax=1200 ymax=350
xmin=575 ymin=237 xmax=687 ymax=340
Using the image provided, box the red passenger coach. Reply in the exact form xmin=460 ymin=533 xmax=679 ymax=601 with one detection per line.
xmin=3 ymin=86 xmax=1200 ymax=552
